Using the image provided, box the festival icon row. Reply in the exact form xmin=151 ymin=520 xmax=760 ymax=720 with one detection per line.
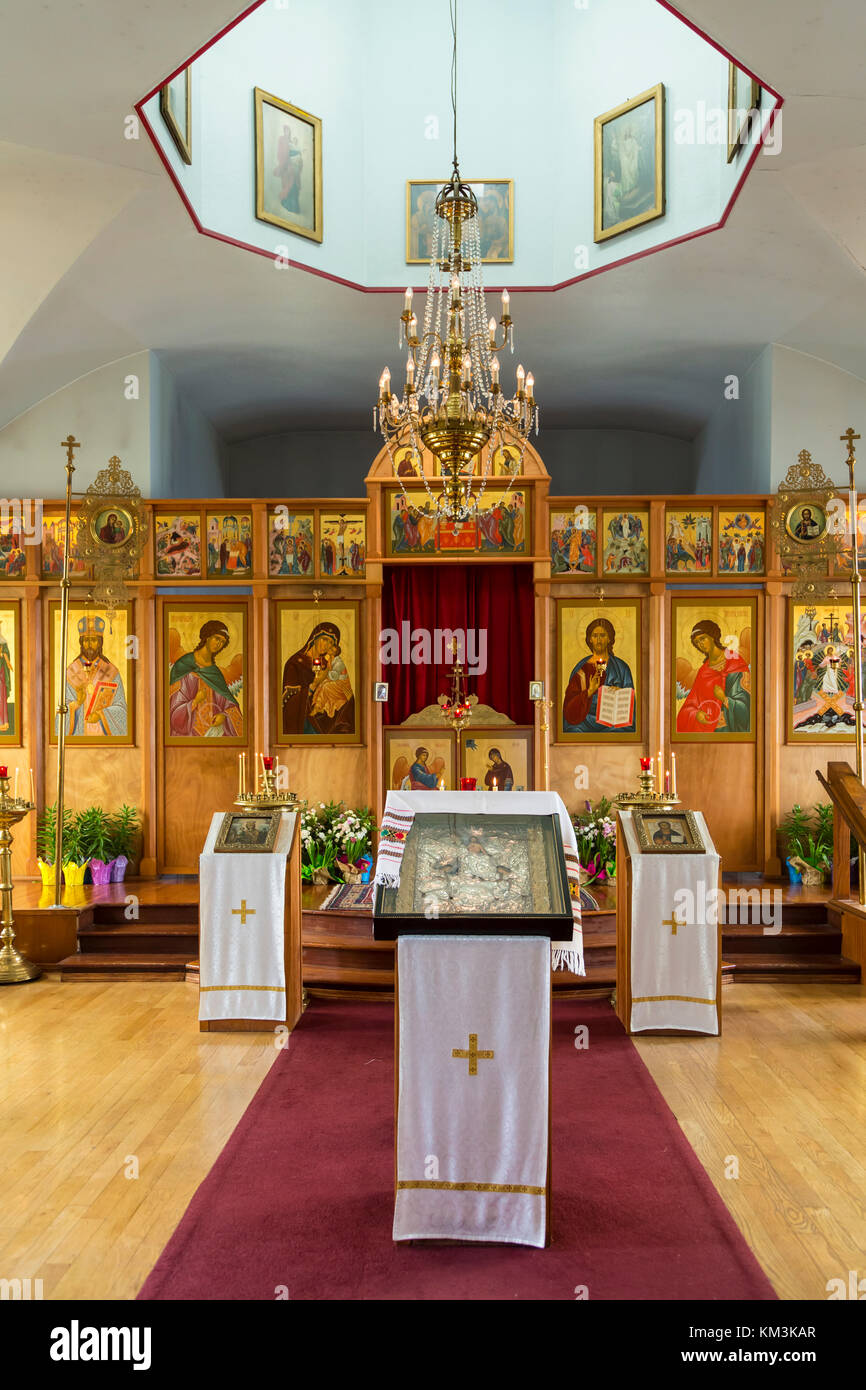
xmin=550 ymin=505 xmax=767 ymax=577
xmin=0 ymin=509 xmax=367 ymax=581
xmin=384 ymin=728 xmax=534 ymax=792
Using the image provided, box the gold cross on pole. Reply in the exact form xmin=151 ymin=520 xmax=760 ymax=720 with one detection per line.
xmin=841 ymin=427 xmax=861 ymax=465
xmin=662 ymin=912 xmax=683 ymax=937
xmin=451 ymin=1032 xmax=494 ymax=1076
xmin=231 ymin=900 xmax=256 ymax=924
xmin=60 ymin=435 xmax=80 ymax=469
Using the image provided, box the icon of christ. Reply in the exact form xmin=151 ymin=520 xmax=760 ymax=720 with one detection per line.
xmin=563 ymin=616 xmax=635 ymax=733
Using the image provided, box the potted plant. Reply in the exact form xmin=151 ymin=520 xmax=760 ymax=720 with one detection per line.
xmin=779 ymin=802 xmax=833 ymax=885
xmin=60 ymin=812 xmax=90 ymax=887
xmin=108 ymin=804 xmax=140 ymax=881
xmin=36 ymin=804 xmax=74 ymax=887
xmin=300 ymin=802 xmax=340 ymax=884
xmin=77 ymin=806 xmax=114 ymax=884
xmin=571 ymin=798 xmax=617 ymax=885
xmin=333 ymin=805 xmax=376 ymax=883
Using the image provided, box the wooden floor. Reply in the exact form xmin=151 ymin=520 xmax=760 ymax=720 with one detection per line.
xmin=0 ymin=973 xmax=863 ymax=1300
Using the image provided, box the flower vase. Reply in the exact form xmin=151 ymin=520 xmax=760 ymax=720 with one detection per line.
xmin=62 ymin=861 xmax=89 ymax=887
xmin=110 ymin=855 xmax=129 ymax=883
xmin=89 ymin=859 xmax=115 ymax=886
xmin=37 ymin=859 xmax=55 ymax=887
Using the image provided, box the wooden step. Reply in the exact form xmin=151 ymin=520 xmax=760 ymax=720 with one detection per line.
xmin=58 ymin=953 xmax=193 ymax=982
xmin=78 ymin=922 xmax=198 ymax=954
xmin=722 ymin=924 xmax=843 ymax=955
xmin=91 ymin=903 xmax=199 ymax=927
xmin=723 ymin=952 xmax=861 ymax=983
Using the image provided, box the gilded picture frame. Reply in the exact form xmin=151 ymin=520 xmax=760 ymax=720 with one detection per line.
xmin=671 ymin=594 xmax=757 ymax=744
xmin=163 ymin=599 xmax=247 ymax=747
xmin=159 ymin=67 xmax=192 ymax=165
xmin=557 ymin=597 xmax=642 ymax=743
xmin=727 ymin=62 xmax=761 ymax=163
xmin=274 ymin=599 xmax=361 ymax=746
xmin=460 ymin=728 xmax=533 ymax=792
xmin=594 ymin=83 xmax=665 ymax=243
xmin=632 ymin=808 xmax=705 ymax=855
xmin=406 ymin=180 xmax=513 ymax=264
xmin=384 ymin=727 xmax=457 ymax=792
xmin=49 ymin=601 xmax=135 ymax=746
xmin=788 ymin=599 xmax=859 ymax=743
xmin=0 ymin=601 xmax=21 ymax=746
xmin=214 ymin=810 xmax=281 ymax=854
xmin=255 ymin=88 xmax=323 ymax=243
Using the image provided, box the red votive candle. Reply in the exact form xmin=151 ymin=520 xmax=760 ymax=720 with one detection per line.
xmin=460 ymin=777 xmax=477 ymax=791
xmin=262 ymin=757 xmax=274 ymax=772
xmin=640 ymin=757 xmax=651 ymax=771
xmin=0 ymin=767 xmax=6 ymax=778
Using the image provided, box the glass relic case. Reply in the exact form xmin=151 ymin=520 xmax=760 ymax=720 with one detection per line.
xmin=373 ymin=812 xmax=574 ymax=940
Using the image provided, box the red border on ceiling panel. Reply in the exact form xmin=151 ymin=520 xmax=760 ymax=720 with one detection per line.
xmin=134 ymin=0 xmax=784 ymax=296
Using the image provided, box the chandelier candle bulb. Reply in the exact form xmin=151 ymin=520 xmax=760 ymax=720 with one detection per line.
xmin=526 ymin=372 xmax=535 ymax=400
xmin=408 ymin=313 xmax=418 ymax=341
xmin=404 ymin=286 xmax=413 ymax=312
xmin=516 ymin=364 xmax=525 ymax=394
xmin=491 ymin=355 xmax=500 ymax=386
xmin=488 ymin=317 xmax=496 ymax=348
xmin=501 ymin=288 xmax=510 ymax=318
xmin=406 ymin=356 xmax=415 ymax=386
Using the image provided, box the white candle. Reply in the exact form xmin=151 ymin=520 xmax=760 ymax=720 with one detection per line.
xmin=488 ymin=316 xmax=496 ymax=347
xmin=516 ymin=364 xmax=525 ymax=393
xmin=408 ymin=313 xmax=417 ymax=340
xmin=671 ymin=752 xmax=677 ymax=798
xmin=491 ymin=356 xmax=500 ymax=386
xmin=659 ymin=749 xmax=663 ymax=788
xmin=492 ymin=778 xmax=498 ymax=791
xmin=501 ymin=288 xmax=510 ymax=318
xmin=14 ymin=769 xmax=18 ymax=800
xmin=526 ymin=371 xmax=535 ymax=399
xmin=404 ymin=286 xmax=413 ymax=312
xmin=29 ymin=768 xmax=34 ymax=804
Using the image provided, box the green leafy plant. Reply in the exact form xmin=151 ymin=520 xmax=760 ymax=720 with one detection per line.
xmin=36 ymin=804 xmax=74 ymax=865
xmin=76 ymin=807 xmax=112 ymax=864
xmin=780 ymin=802 xmax=833 ymax=874
xmin=109 ymin=804 xmax=140 ymax=860
xmin=300 ymin=801 xmax=376 ymax=882
xmin=571 ymin=797 xmax=617 ymax=884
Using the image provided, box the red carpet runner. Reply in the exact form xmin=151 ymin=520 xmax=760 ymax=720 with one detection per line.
xmin=139 ymin=1001 xmax=776 ymax=1300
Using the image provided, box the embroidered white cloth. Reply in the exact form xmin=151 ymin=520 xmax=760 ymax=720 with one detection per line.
xmin=198 ymin=811 xmax=297 ymax=1022
xmin=374 ymin=790 xmax=583 ymax=974
xmin=394 ymin=935 xmax=550 ymax=1247
xmin=621 ymin=810 xmax=720 ymax=1034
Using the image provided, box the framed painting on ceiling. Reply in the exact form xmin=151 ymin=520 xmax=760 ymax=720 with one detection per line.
xmin=164 ymin=601 xmax=246 ymax=745
xmin=0 ymin=602 xmax=21 ymax=745
xmin=268 ymin=509 xmax=315 ymax=577
xmin=159 ymin=67 xmax=192 ymax=165
xmin=557 ymin=598 xmax=642 ymax=742
xmin=671 ymin=595 xmax=756 ymax=742
xmin=406 ymin=180 xmax=513 ymax=263
xmin=594 ymin=83 xmax=665 ymax=243
xmin=49 ymin=602 xmax=134 ymax=745
xmin=384 ymin=728 xmax=456 ymax=791
xmin=255 ymin=88 xmax=323 ymax=243
xmin=274 ymin=600 xmax=360 ymax=745
xmin=460 ymin=729 xmax=533 ymax=791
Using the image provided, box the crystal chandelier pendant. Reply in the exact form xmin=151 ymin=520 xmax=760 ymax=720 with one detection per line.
xmin=374 ymin=3 xmax=537 ymax=520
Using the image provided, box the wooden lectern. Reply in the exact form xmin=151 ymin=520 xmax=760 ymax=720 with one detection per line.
xmin=199 ymin=813 xmax=304 ymax=1033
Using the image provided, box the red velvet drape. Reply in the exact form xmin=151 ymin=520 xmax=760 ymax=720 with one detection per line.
xmin=381 ymin=564 xmax=534 ymax=725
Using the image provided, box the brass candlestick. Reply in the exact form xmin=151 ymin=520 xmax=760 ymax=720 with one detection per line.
xmin=0 ymin=772 xmax=40 ymax=985
xmin=234 ymin=755 xmax=299 ymax=811
xmin=614 ymin=765 xmax=680 ymax=810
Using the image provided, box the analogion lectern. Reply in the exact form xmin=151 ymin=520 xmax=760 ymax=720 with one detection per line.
xmin=373 ymin=790 xmax=581 ymax=1248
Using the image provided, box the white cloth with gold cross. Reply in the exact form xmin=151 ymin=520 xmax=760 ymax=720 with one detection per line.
xmin=198 ymin=811 xmax=297 ymax=1022
xmin=394 ymin=934 xmax=550 ymax=1247
xmin=621 ymin=810 xmax=720 ymax=1034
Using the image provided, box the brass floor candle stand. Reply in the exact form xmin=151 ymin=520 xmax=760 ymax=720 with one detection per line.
xmin=0 ymin=771 xmax=40 ymax=984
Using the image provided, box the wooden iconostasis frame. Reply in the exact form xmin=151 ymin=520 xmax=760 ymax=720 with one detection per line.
xmin=0 ymin=446 xmax=835 ymax=875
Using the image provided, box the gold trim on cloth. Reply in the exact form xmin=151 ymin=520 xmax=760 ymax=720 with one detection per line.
xmin=396 ymin=1180 xmax=545 ymax=1196
xmin=632 ymin=994 xmax=715 ymax=1004
xmin=199 ymin=985 xmax=286 ymax=993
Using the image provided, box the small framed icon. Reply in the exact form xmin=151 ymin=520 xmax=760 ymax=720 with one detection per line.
xmin=529 ymin=680 xmax=545 ymax=702
xmin=374 ymin=681 xmax=389 ymax=703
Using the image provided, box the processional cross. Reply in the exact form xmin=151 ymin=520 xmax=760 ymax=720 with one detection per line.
xmin=232 ymin=900 xmax=256 ymax=924
xmin=451 ymin=1033 xmax=494 ymax=1076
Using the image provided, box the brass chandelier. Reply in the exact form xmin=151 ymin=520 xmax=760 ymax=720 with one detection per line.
xmin=375 ymin=0 xmax=538 ymax=520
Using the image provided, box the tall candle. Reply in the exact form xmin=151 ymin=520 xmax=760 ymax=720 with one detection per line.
xmin=29 ymin=768 xmax=34 ymax=805
xmin=671 ymin=752 xmax=677 ymax=798
xmin=238 ymin=754 xmax=242 ymax=797
xmin=14 ymin=769 xmax=19 ymax=800
xmin=665 ymin=770 xmax=670 ymax=795
xmin=659 ymin=749 xmax=663 ymax=784
xmin=649 ymin=756 xmax=654 ymax=782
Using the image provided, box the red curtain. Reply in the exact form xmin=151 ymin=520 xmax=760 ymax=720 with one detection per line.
xmin=381 ymin=564 xmax=534 ymax=725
